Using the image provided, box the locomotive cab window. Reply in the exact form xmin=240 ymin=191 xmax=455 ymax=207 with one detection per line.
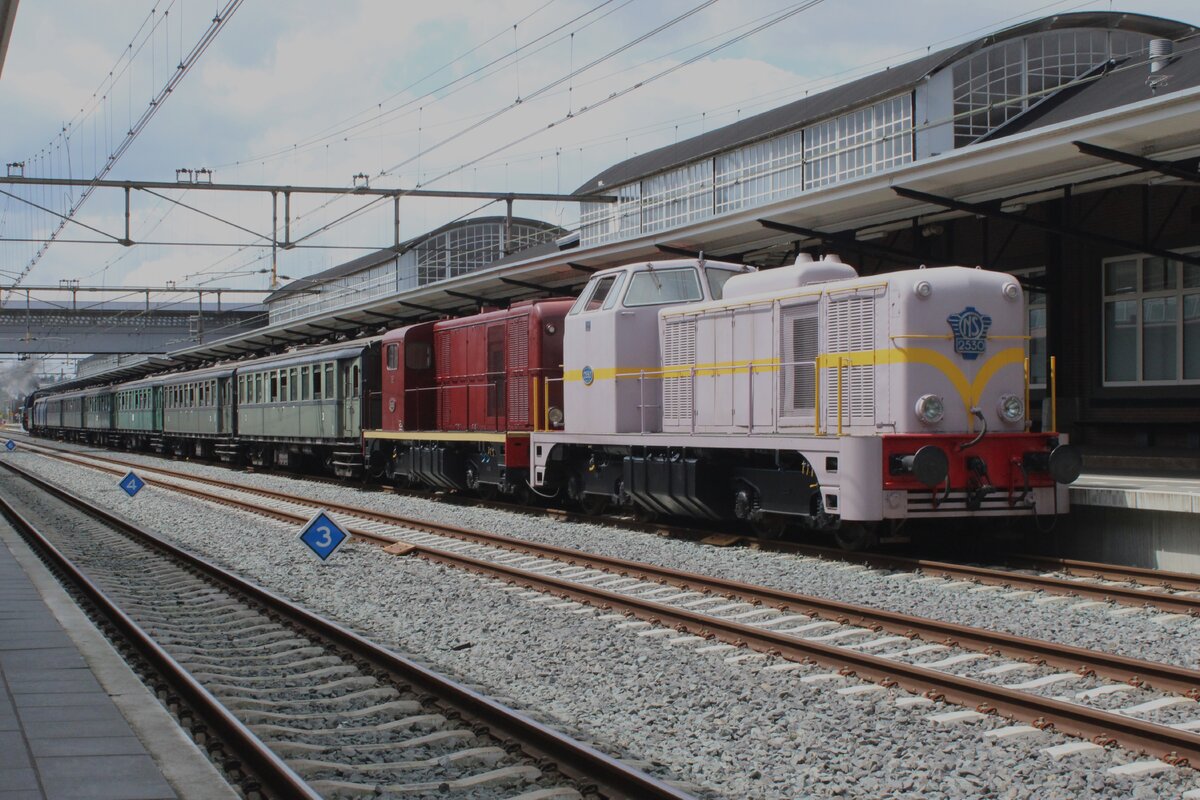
xmin=571 ymin=274 xmax=620 ymax=314
xmin=706 ymin=268 xmax=740 ymax=301
xmin=406 ymin=341 xmax=432 ymax=369
xmin=386 ymin=344 xmax=400 ymax=370
xmin=623 ymin=267 xmax=703 ymax=307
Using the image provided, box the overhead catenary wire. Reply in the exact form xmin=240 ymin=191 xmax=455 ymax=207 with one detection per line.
xmin=416 ymin=0 xmax=827 ymax=189
xmin=380 ymin=0 xmax=722 ymax=179
xmin=2 ymin=0 xmax=247 ymax=302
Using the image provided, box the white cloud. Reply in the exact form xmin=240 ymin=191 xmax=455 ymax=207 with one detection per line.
xmin=2 ymin=0 xmax=1199 ymax=307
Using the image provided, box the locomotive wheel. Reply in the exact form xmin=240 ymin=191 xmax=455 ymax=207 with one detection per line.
xmin=477 ymin=483 xmax=499 ymax=501
xmin=579 ymin=493 xmax=608 ymax=516
xmin=510 ymin=481 xmax=532 ymax=506
xmin=833 ymin=523 xmax=879 ymax=552
xmin=751 ymin=515 xmax=788 ymax=540
xmin=632 ymin=504 xmax=659 ymax=524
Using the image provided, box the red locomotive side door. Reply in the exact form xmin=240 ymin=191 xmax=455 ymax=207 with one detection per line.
xmin=486 ymin=323 xmax=506 ymax=431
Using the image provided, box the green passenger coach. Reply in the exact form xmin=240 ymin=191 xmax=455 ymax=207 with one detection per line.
xmin=115 ymin=376 xmax=165 ymax=450
xmin=162 ymin=365 xmax=236 ymax=459
xmin=234 ymin=337 xmax=381 ymax=475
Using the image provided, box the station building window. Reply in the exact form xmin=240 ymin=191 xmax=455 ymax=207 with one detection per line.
xmin=1012 ymin=269 xmax=1048 ymax=389
xmin=1102 ymin=253 xmax=1200 ymax=385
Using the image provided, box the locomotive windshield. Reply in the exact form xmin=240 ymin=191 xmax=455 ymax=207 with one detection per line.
xmin=622 ymin=267 xmax=702 ymax=307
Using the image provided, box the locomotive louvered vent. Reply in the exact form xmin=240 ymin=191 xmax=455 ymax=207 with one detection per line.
xmin=437 ymin=332 xmax=453 ymax=429
xmin=662 ymin=318 xmax=696 ymax=420
xmin=827 ymin=295 xmax=876 ymax=424
xmin=507 ymin=315 xmax=530 ymax=426
xmin=780 ymin=305 xmax=818 ymax=414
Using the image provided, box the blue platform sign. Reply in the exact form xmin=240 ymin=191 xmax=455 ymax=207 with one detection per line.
xmin=120 ymin=471 xmax=145 ymax=497
xmin=298 ymin=510 xmax=349 ymax=562
xmin=4 ymin=440 xmax=14 ymax=451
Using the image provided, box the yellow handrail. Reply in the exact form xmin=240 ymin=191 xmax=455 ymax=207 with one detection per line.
xmin=1023 ymin=356 xmax=1031 ymax=433
xmin=1050 ymin=355 xmax=1058 ymax=433
xmin=543 ymin=375 xmax=551 ymax=430
xmin=532 ymin=376 xmax=540 ymax=431
xmin=813 ymin=361 xmax=821 ymax=436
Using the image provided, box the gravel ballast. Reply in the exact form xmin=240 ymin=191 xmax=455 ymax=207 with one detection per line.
xmin=7 ymin=448 xmax=1199 ymax=799
xmin=31 ymin=440 xmax=1199 ymax=671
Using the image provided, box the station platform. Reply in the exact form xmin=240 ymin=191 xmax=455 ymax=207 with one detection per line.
xmin=1060 ymin=471 xmax=1200 ymax=574
xmin=0 ymin=513 xmax=234 ymax=799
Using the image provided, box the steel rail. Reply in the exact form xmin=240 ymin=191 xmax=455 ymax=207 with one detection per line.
xmin=18 ymin=443 xmax=1200 ymax=699
xmin=18 ymin=457 xmax=1199 ymax=767
xmin=0 ymin=460 xmax=694 ymax=800
xmin=0 ymin=494 xmax=321 ymax=800
xmin=18 ymin=435 xmax=1200 ymax=611
xmin=1005 ymin=553 xmax=1200 ymax=593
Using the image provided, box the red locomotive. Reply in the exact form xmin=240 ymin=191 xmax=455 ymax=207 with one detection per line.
xmin=366 ymin=298 xmax=571 ymax=498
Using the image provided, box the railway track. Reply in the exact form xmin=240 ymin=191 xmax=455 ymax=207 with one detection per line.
xmin=16 ymin=435 xmax=1200 ymax=616
xmin=11 ymin=444 xmax=1200 ymax=772
xmin=0 ymin=461 xmax=694 ymax=800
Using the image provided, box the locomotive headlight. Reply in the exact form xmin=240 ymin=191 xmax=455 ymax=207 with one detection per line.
xmin=1002 ymin=282 xmax=1020 ymax=301
xmin=547 ymin=406 xmax=565 ymax=427
xmin=913 ymin=280 xmax=933 ymax=299
xmin=997 ymin=394 xmax=1024 ymax=423
xmin=914 ymin=394 xmax=944 ymax=425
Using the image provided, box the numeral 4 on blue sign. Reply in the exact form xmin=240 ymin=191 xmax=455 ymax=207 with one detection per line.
xmin=298 ymin=510 xmax=349 ymax=562
xmin=120 ymin=471 xmax=145 ymax=497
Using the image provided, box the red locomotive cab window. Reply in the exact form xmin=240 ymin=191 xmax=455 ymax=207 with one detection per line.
xmin=406 ymin=341 xmax=432 ymax=369
xmin=385 ymin=344 xmax=399 ymax=370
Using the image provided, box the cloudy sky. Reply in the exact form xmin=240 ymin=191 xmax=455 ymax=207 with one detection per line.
xmin=0 ymin=0 xmax=1197 ymax=304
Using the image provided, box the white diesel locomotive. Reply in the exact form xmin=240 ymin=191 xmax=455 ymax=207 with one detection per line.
xmin=529 ymin=255 xmax=1080 ymax=547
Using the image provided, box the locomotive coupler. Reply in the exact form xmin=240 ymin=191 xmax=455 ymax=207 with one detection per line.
xmin=965 ymin=456 xmax=996 ymax=511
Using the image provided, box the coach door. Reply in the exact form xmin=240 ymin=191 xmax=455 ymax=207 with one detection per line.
xmin=219 ymin=378 xmax=232 ymax=434
xmin=340 ymin=358 xmax=361 ymax=438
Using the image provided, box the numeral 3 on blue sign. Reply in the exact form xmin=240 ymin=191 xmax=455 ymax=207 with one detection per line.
xmin=298 ymin=510 xmax=349 ymax=562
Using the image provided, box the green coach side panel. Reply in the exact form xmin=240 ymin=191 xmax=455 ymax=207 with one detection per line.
xmin=235 ymin=338 xmax=380 ymax=442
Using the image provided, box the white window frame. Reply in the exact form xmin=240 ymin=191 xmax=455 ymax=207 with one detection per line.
xmin=1101 ymin=249 xmax=1200 ymax=387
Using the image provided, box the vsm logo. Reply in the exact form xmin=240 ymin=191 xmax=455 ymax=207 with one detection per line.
xmin=947 ymin=306 xmax=992 ymax=360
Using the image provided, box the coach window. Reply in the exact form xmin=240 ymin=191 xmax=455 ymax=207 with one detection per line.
xmin=312 ymin=366 xmax=323 ymax=399
xmin=623 ymin=267 xmax=702 ymax=307
xmin=351 ymin=363 xmax=361 ymax=398
xmin=270 ymin=372 xmax=278 ymax=402
xmin=290 ymin=368 xmax=299 ymax=401
xmin=325 ymin=363 xmax=335 ymax=398
xmin=386 ymin=343 xmax=399 ymax=370
xmin=301 ymin=366 xmax=311 ymax=400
